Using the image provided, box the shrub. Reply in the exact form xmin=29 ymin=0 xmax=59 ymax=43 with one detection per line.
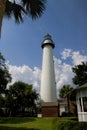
xmin=0 ymin=109 xmax=4 ymax=117
xmin=73 ymin=122 xmax=87 ymax=130
xmin=52 ymin=117 xmax=87 ymax=130
xmin=61 ymin=112 xmax=74 ymax=117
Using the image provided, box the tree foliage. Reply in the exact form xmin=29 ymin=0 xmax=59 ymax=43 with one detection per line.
xmin=5 ymin=0 xmax=46 ymax=22
xmin=0 ymin=0 xmax=46 ymax=36
xmin=72 ymin=62 xmax=87 ymax=86
xmin=59 ymin=85 xmax=73 ymax=99
xmin=0 ymin=52 xmax=11 ymax=94
xmin=5 ymin=81 xmax=39 ymax=116
xmin=59 ymin=85 xmax=73 ymax=112
xmin=0 ymin=52 xmax=39 ymax=116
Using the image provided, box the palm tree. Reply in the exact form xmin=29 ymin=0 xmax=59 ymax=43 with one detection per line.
xmin=0 ymin=0 xmax=46 ymax=36
xmin=0 ymin=0 xmax=5 ymax=36
xmin=59 ymin=85 xmax=73 ymax=112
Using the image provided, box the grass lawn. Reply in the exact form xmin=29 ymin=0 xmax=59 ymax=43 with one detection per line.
xmin=0 ymin=117 xmax=54 ymax=130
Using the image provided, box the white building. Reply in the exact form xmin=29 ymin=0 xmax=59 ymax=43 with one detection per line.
xmin=41 ymin=34 xmax=57 ymax=102
xmin=76 ymin=83 xmax=87 ymax=122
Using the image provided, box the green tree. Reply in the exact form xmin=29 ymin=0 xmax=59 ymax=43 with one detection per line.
xmin=72 ymin=62 xmax=87 ymax=86
xmin=4 ymin=89 xmax=16 ymax=116
xmin=59 ymin=85 xmax=73 ymax=113
xmin=0 ymin=0 xmax=46 ymax=36
xmin=6 ymin=81 xmax=39 ymax=116
xmin=0 ymin=95 xmax=5 ymax=116
xmin=0 ymin=52 xmax=11 ymax=116
xmin=0 ymin=52 xmax=11 ymax=94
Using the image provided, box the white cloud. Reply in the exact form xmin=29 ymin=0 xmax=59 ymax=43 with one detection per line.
xmin=61 ymin=48 xmax=72 ymax=60
xmin=54 ymin=57 xmax=74 ymax=91
xmin=71 ymin=51 xmax=87 ymax=65
xmin=8 ymin=49 xmax=87 ymax=97
xmin=9 ymin=0 xmax=20 ymax=3
xmin=8 ymin=64 xmax=41 ymax=92
xmin=61 ymin=49 xmax=87 ymax=65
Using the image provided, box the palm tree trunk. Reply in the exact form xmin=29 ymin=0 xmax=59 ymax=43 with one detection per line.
xmin=0 ymin=0 xmax=6 ymax=37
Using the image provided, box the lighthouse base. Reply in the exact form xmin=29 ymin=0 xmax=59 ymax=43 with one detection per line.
xmin=41 ymin=102 xmax=59 ymax=117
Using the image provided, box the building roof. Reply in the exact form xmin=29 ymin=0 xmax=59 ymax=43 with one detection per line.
xmin=76 ymin=83 xmax=87 ymax=90
xmin=58 ymin=99 xmax=67 ymax=105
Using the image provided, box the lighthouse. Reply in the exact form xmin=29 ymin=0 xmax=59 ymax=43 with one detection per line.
xmin=41 ymin=34 xmax=58 ymax=117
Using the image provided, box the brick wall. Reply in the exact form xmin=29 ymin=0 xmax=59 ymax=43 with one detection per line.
xmin=41 ymin=102 xmax=59 ymax=117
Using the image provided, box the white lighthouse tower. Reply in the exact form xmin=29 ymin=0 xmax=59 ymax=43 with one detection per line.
xmin=41 ymin=34 xmax=58 ymax=117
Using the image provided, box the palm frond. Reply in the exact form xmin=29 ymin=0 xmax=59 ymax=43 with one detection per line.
xmin=5 ymin=0 xmax=26 ymax=23
xmin=22 ymin=0 xmax=46 ymax=19
xmin=5 ymin=0 xmax=46 ymax=21
xmin=12 ymin=1 xmax=26 ymax=23
xmin=5 ymin=0 xmax=13 ymax=18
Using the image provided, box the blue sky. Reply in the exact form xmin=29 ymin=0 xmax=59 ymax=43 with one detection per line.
xmin=0 ymin=0 xmax=87 ymax=93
